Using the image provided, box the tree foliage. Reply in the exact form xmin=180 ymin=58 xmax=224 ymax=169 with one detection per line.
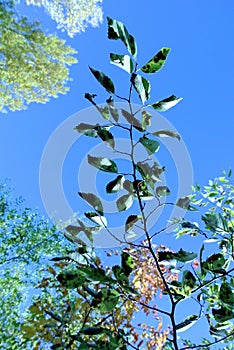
xmin=24 ymin=0 xmax=103 ymax=37
xmin=0 ymin=183 xmax=72 ymax=348
xmin=0 ymin=0 xmax=77 ymax=112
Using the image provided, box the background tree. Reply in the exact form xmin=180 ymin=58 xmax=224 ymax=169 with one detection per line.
xmin=0 ymin=0 xmax=77 ymax=112
xmin=0 ymin=182 xmax=73 ymax=349
xmin=24 ymin=0 xmax=103 ymax=37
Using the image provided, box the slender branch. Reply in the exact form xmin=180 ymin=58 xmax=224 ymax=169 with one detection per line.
xmin=191 ymin=267 xmax=234 ymax=294
xmin=128 ymin=296 xmax=171 ymax=317
xmin=127 ymin=102 xmax=179 ymax=350
xmin=179 ymin=331 xmax=234 ymax=350
xmin=114 ymin=93 xmax=129 ymax=102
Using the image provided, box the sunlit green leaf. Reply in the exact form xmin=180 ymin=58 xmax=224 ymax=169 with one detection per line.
xmin=182 ymin=270 xmax=197 ymax=293
xmin=156 ymin=186 xmax=170 ymax=197
xmin=96 ymin=126 xmax=115 ymax=148
xmin=87 ymin=155 xmax=118 ymax=173
xmin=121 ymin=252 xmax=134 ymax=277
xmin=106 ymin=96 xmax=119 ymax=121
xmin=125 ymin=215 xmax=141 ymax=232
xmin=202 ymin=212 xmax=228 ymax=234
xmin=141 ymin=110 xmax=151 ymax=130
xmin=176 ymin=315 xmax=198 ymax=333
xmin=121 ymin=109 xmax=144 ymax=131
xmin=132 ymin=180 xmax=154 ymax=200
xmin=92 ymin=289 xmax=120 ymax=312
xmin=78 ymin=192 xmax=103 ymax=215
xmin=205 ymin=253 xmax=226 ymax=272
xmin=136 ymin=161 xmax=165 ymax=189
xmin=130 ymin=74 xmax=150 ymax=103
xmin=84 ymin=212 xmax=107 ymax=227
xmin=176 ymin=196 xmax=190 ymax=209
xmin=152 ymin=95 xmax=182 ymax=111
xmin=110 ymin=53 xmax=134 ymax=73
xmin=116 ymin=194 xmax=133 ymax=211
xmin=89 ymin=66 xmax=115 ymax=93
xmin=139 ymin=135 xmax=160 ymax=154
xmin=107 ymin=17 xmax=137 ymax=59
xmin=98 ymin=105 xmax=110 ymax=120
xmin=219 ymin=281 xmax=234 ymax=307
xmin=106 ymin=175 xmax=125 ymax=193
xmin=153 ymin=129 xmax=181 ymax=141
xmin=158 ymin=249 xmax=197 ymax=263
xmin=57 ymin=270 xmax=86 ymax=289
xmin=140 ymin=48 xmax=170 ymax=74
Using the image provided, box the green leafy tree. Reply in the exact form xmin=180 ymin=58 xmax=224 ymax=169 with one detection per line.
xmin=0 ymin=182 xmax=73 ymax=349
xmin=0 ymin=0 xmax=77 ymax=112
xmin=24 ymin=0 xmax=103 ymax=37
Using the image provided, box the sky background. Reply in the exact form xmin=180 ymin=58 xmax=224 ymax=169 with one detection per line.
xmin=0 ymin=0 xmax=234 ymax=346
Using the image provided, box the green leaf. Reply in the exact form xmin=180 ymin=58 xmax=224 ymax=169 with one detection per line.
xmin=106 ymin=96 xmax=119 ymax=121
xmin=112 ymin=265 xmax=130 ymax=289
xmin=89 ymin=67 xmax=115 ymax=93
xmin=110 ymin=53 xmax=134 ymax=73
xmin=139 ymin=135 xmax=160 ymax=154
xmin=132 ymin=180 xmax=154 ymax=200
xmin=107 ymin=17 xmax=137 ymax=59
xmin=158 ymin=248 xmax=197 ymax=263
xmin=87 ymin=155 xmax=118 ymax=173
xmin=136 ymin=161 xmax=165 ymax=189
xmin=152 ymin=95 xmax=183 ymax=111
xmin=121 ymin=252 xmax=134 ymax=277
xmin=84 ymin=212 xmax=107 ymax=227
xmin=153 ymin=129 xmax=181 ymax=141
xmin=156 ymin=186 xmax=170 ymax=197
xmin=78 ymin=192 xmax=104 ymax=215
xmin=176 ymin=315 xmax=199 ymax=333
xmin=106 ymin=175 xmax=125 ymax=193
xmin=176 ymin=196 xmax=190 ymax=209
xmin=141 ymin=110 xmax=152 ymax=131
xmin=121 ymin=108 xmax=144 ymax=131
xmin=202 ymin=213 xmax=228 ymax=234
xmin=116 ymin=194 xmax=133 ymax=211
xmin=205 ymin=253 xmax=226 ymax=272
xmin=92 ymin=289 xmax=120 ymax=312
xmin=98 ymin=105 xmax=110 ymax=120
xmin=96 ymin=126 xmax=115 ymax=148
xmin=219 ymin=281 xmax=234 ymax=307
xmin=74 ymin=123 xmax=112 ymax=138
xmin=57 ymin=270 xmax=86 ymax=289
xmin=74 ymin=123 xmax=98 ymax=137
xmin=140 ymin=48 xmax=170 ymax=74
xmin=131 ymin=74 xmax=150 ymax=103
xmin=125 ymin=215 xmax=141 ymax=232
xmin=80 ymin=266 xmax=116 ymax=284
xmin=212 ymin=307 xmax=234 ymax=322
xmin=79 ymin=327 xmax=105 ymax=335
xmin=182 ymin=270 xmax=197 ymax=292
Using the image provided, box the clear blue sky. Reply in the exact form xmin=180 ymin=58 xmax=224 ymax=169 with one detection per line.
xmin=0 ymin=0 xmax=234 ymax=347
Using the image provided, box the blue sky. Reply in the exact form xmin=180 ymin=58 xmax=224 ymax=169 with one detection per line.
xmin=0 ymin=0 xmax=234 ymax=347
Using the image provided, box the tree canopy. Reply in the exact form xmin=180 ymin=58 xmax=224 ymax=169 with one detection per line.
xmin=24 ymin=0 xmax=103 ymax=37
xmin=0 ymin=0 xmax=77 ymax=112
